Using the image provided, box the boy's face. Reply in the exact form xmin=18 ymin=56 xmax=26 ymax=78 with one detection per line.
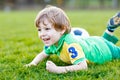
xmin=38 ymin=18 xmax=64 ymax=46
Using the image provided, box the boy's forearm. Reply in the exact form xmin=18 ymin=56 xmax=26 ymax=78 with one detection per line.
xmin=31 ymin=51 xmax=48 ymax=65
xmin=59 ymin=60 xmax=88 ymax=73
xmin=46 ymin=60 xmax=87 ymax=74
xmin=65 ymin=61 xmax=88 ymax=72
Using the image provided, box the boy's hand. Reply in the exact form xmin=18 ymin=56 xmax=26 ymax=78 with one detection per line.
xmin=46 ymin=61 xmax=67 ymax=74
xmin=46 ymin=61 xmax=57 ymax=72
xmin=24 ymin=62 xmax=37 ymax=67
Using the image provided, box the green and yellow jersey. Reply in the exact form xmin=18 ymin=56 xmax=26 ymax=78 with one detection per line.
xmin=44 ymin=34 xmax=113 ymax=65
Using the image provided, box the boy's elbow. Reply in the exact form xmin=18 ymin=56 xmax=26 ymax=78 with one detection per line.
xmin=78 ymin=60 xmax=88 ymax=70
xmin=84 ymin=64 xmax=88 ymax=70
xmin=84 ymin=61 xmax=88 ymax=69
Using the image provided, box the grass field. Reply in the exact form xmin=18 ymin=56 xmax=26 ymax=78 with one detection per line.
xmin=0 ymin=10 xmax=120 ymax=80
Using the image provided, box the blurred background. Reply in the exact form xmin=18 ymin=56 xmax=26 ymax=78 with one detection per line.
xmin=0 ymin=1 xmax=120 ymax=79
xmin=0 ymin=0 xmax=120 ymax=11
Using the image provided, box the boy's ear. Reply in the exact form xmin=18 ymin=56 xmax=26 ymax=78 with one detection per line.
xmin=60 ymin=28 xmax=66 ymax=35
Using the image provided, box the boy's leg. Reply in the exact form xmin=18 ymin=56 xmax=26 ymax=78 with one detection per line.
xmin=102 ymin=12 xmax=120 ymax=44
xmin=105 ymin=41 xmax=120 ymax=59
xmin=107 ymin=12 xmax=120 ymax=32
xmin=102 ymin=32 xmax=118 ymax=44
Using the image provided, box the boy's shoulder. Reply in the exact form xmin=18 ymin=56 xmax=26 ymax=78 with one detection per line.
xmin=64 ymin=33 xmax=80 ymax=44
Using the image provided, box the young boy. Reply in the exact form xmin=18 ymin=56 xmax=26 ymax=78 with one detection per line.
xmin=25 ymin=6 xmax=120 ymax=74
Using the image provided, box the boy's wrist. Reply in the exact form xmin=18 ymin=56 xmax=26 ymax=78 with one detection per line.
xmin=30 ymin=62 xmax=37 ymax=66
xmin=56 ymin=66 xmax=67 ymax=73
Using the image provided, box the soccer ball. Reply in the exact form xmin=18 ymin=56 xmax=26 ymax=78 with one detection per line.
xmin=70 ymin=27 xmax=90 ymax=38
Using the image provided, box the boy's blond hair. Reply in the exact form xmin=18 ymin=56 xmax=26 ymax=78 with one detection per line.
xmin=35 ymin=5 xmax=71 ymax=34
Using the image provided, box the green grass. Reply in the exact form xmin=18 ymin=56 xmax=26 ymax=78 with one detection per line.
xmin=0 ymin=10 xmax=120 ymax=80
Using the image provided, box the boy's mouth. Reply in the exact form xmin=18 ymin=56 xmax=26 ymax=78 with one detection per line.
xmin=43 ymin=38 xmax=50 ymax=42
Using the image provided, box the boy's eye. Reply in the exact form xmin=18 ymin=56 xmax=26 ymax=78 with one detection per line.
xmin=45 ymin=28 xmax=51 ymax=30
xmin=38 ymin=29 xmax=41 ymax=31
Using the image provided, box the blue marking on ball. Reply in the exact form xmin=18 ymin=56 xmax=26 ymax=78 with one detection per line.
xmin=73 ymin=30 xmax=82 ymax=36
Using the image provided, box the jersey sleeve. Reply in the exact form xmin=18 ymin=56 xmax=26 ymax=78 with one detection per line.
xmin=44 ymin=46 xmax=52 ymax=55
xmin=67 ymin=43 xmax=86 ymax=64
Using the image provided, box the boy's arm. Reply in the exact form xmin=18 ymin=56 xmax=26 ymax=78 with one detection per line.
xmin=46 ymin=60 xmax=88 ymax=74
xmin=25 ymin=50 xmax=49 ymax=67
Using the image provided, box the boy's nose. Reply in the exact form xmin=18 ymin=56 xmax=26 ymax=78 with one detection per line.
xmin=39 ymin=30 xmax=46 ymax=37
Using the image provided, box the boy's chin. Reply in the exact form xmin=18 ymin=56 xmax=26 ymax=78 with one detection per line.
xmin=44 ymin=42 xmax=56 ymax=46
xmin=44 ymin=43 xmax=53 ymax=46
